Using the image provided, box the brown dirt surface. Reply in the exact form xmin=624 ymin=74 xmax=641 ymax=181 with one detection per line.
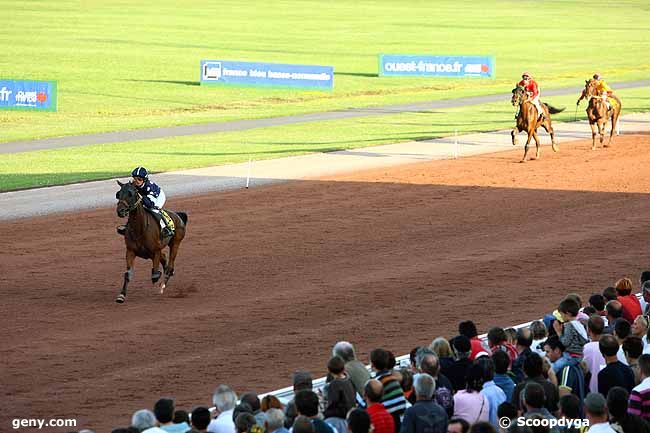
xmin=2 ymin=134 xmax=650 ymax=432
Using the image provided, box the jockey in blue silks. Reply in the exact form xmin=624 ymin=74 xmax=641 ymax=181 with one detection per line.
xmin=117 ymin=167 xmax=173 ymax=237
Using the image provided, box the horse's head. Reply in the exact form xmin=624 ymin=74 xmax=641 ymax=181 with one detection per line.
xmin=584 ymin=79 xmax=599 ymax=98
xmin=511 ymin=85 xmax=527 ymax=106
xmin=115 ymin=180 xmax=142 ymax=217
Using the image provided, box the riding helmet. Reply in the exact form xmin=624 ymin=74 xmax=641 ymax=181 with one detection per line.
xmin=131 ymin=166 xmax=148 ymax=179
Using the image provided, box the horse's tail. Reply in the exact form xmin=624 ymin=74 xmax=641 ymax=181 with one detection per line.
xmin=545 ymin=104 xmax=566 ymax=114
xmin=177 ymin=212 xmax=188 ymax=225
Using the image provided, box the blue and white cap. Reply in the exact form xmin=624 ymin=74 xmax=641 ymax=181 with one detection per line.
xmin=131 ymin=166 xmax=148 ymax=179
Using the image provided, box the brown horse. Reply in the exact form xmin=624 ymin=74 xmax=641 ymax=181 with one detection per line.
xmin=580 ymin=79 xmax=622 ymax=150
xmin=511 ymin=85 xmax=565 ymax=162
xmin=115 ymin=181 xmax=188 ymax=303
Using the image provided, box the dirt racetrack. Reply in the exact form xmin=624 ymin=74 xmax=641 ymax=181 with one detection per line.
xmin=2 ymin=134 xmax=650 ymax=432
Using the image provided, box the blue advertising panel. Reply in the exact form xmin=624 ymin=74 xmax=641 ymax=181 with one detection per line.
xmin=0 ymin=80 xmax=57 ymax=111
xmin=200 ymin=60 xmax=333 ymax=90
xmin=379 ymin=55 xmax=495 ymax=78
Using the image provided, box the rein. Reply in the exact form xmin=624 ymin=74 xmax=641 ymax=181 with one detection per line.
xmin=119 ymin=194 xmax=143 ymax=213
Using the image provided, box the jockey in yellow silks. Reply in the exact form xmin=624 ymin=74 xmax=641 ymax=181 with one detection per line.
xmin=577 ymin=73 xmax=615 ymax=109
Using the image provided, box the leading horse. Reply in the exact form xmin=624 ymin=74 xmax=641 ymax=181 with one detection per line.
xmin=511 ymin=85 xmax=565 ymax=162
xmin=581 ymin=79 xmax=622 ymax=150
xmin=115 ymin=181 xmax=188 ymax=303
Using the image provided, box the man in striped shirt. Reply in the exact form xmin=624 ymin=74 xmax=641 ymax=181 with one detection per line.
xmin=370 ymin=348 xmax=406 ymax=432
xmin=628 ymin=354 xmax=650 ymax=419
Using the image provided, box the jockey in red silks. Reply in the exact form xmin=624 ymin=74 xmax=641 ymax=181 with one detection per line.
xmin=517 ymin=72 xmax=545 ymax=120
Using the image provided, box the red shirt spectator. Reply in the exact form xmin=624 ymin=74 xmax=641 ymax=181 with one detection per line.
xmin=470 ymin=337 xmax=489 ymax=360
xmin=367 ymin=403 xmax=395 ymax=433
xmin=616 ymin=277 xmax=642 ymax=322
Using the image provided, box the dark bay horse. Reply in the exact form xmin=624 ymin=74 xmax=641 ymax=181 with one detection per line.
xmin=511 ymin=85 xmax=565 ymax=162
xmin=581 ymin=79 xmax=622 ymax=150
xmin=115 ymin=181 xmax=188 ymax=303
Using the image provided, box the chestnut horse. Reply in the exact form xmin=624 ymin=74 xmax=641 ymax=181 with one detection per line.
xmin=581 ymin=79 xmax=622 ymax=150
xmin=511 ymin=85 xmax=565 ymax=162
xmin=115 ymin=181 xmax=188 ymax=303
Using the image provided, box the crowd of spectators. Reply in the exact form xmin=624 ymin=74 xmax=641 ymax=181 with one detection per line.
xmin=73 ymin=273 xmax=650 ymax=433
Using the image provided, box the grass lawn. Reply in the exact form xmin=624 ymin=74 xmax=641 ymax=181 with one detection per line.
xmin=2 ymin=86 xmax=648 ymax=191
xmin=1 ymin=0 xmax=649 ymax=142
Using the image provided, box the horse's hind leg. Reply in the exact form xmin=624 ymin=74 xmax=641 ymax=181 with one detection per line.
xmin=164 ymin=240 xmax=182 ymax=286
xmin=600 ymin=121 xmax=608 ymax=148
xmin=608 ymin=112 xmax=619 ymax=146
xmin=543 ymin=121 xmax=559 ymax=152
xmin=116 ymin=250 xmax=136 ymax=303
xmin=521 ymin=132 xmax=533 ymax=162
xmin=533 ymin=132 xmax=542 ymax=160
xmin=151 ymin=251 xmax=165 ymax=294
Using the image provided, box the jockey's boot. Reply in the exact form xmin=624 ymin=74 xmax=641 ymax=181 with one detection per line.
xmin=117 ymin=224 xmax=127 ymax=235
xmin=161 ymin=226 xmax=174 ymax=239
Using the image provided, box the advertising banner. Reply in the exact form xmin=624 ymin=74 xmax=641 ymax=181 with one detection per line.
xmin=0 ymin=80 xmax=57 ymax=111
xmin=201 ymin=60 xmax=333 ymax=90
xmin=379 ymin=55 xmax=495 ymax=78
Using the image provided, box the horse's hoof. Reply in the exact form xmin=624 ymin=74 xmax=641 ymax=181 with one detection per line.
xmin=159 ymin=283 xmax=166 ymax=294
xmin=603 ymin=144 xmax=610 ymax=148
xmin=519 ymin=159 xmax=527 ymax=163
xmin=552 ymin=144 xmax=559 ymax=152
xmin=115 ymin=294 xmax=126 ymax=304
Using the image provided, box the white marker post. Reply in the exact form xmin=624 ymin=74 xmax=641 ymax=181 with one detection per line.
xmin=245 ymin=157 xmax=252 ymax=189
xmin=454 ymin=130 xmax=459 ymax=159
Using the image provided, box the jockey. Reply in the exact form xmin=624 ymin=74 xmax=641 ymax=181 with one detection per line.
xmin=518 ymin=72 xmax=545 ymax=120
xmin=117 ymin=167 xmax=173 ymax=237
xmin=577 ymin=73 xmax=614 ymax=109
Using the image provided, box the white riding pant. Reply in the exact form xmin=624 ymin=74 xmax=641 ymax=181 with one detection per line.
xmin=531 ymin=96 xmax=544 ymax=117
xmin=148 ymin=190 xmax=166 ymax=228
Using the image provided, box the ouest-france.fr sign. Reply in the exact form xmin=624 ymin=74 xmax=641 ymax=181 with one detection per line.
xmin=200 ymin=60 xmax=333 ymax=90
xmin=379 ymin=55 xmax=495 ymax=78
xmin=0 ymin=79 xmax=57 ymax=111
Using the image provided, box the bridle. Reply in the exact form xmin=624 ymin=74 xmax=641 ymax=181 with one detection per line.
xmin=117 ymin=190 xmax=143 ymax=216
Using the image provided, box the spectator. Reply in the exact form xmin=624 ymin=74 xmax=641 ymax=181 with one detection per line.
xmin=447 ymin=418 xmax=469 ymax=433
xmin=640 ymin=281 xmax=650 ymax=315
xmin=512 ymin=328 xmax=534 ymax=383
xmin=261 ymin=395 xmax=284 ymax=412
xmin=633 ymin=315 xmax=650 ymax=339
xmin=623 ymin=336 xmax=644 ymax=385
xmin=628 ymin=354 xmax=650 ymax=420
xmin=530 ymin=321 xmax=548 ymax=357
xmin=400 ymin=373 xmax=448 ymax=433
xmin=264 ymin=409 xmax=288 ymax=433
xmin=542 ymin=336 xmax=585 ymax=402
xmin=240 ymin=393 xmax=264 ymax=427
xmin=154 ymin=399 xmax=189 ymax=433
xmin=487 ymin=328 xmax=518 ymax=367
xmin=598 ymin=335 xmax=635 ymax=396
xmin=208 ymin=385 xmax=238 ymax=433
xmin=285 ymin=371 xmax=313 ymax=429
xmin=363 ymin=379 xmax=395 ymax=433
xmin=453 ymin=364 xmax=489 ymax=424
xmin=615 ymin=319 xmax=632 ymax=342
xmin=551 ymin=299 xmax=587 ymax=374
xmin=419 ymin=353 xmax=454 ymax=418
xmin=400 ymin=368 xmax=415 ymax=403
xmin=477 ymin=357 xmax=506 ymax=429
xmin=616 ymin=278 xmax=643 ymax=323
xmin=189 ymin=407 xmax=211 ymax=433
xmin=323 ymin=356 xmax=357 ymax=421
xmin=347 ymin=409 xmax=371 ymax=433
xmin=294 ymin=390 xmax=334 ymax=433
xmin=370 ymin=348 xmax=406 ymax=431
xmin=589 ymin=294 xmax=608 ymax=323
xmin=584 ymin=393 xmax=616 ymax=433
xmin=459 ymin=321 xmax=489 ymax=360
xmin=505 ymin=328 xmax=518 ymax=346
xmin=332 ymin=342 xmax=370 ymax=395
xmin=521 ymin=383 xmax=557 ymax=427
xmin=583 ymin=315 xmax=607 ymax=393
xmin=557 ymin=394 xmax=581 ymax=433
xmin=496 ymin=402 xmax=517 ymax=433
xmin=607 ymin=386 xmax=650 ymax=433
xmin=491 ymin=351 xmax=515 ymax=402
xmin=232 ymin=403 xmax=254 ymax=427
xmin=132 ymin=409 xmax=165 ymax=433
xmin=468 ymin=422 xmax=497 ymax=433
xmin=293 ymin=417 xmax=314 ymax=433
xmin=174 ymin=411 xmax=190 ymax=427
xmin=430 ymin=337 xmax=455 ymax=375
xmin=447 ymin=336 xmax=472 ymax=392
xmin=512 ymin=353 xmax=559 ymax=414
xmin=410 ymin=347 xmax=422 ymax=372
xmin=604 ymin=287 xmax=618 ymax=302
xmin=605 ymin=300 xmax=624 ymax=334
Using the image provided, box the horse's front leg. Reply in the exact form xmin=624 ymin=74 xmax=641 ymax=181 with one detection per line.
xmin=590 ymin=122 xmax=598 ymax=150
xmin=511 ymin=127 xmax=519 ymax=146
xmin=533 ymin=131 xmax=542 ymax=160
xmin=521 ymin=131 xmax=533 ymax=163
xmin=599 ymin=121 xmax=607 ymax=148
xmin=116 ymin=250 xmax=136 ymax=303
